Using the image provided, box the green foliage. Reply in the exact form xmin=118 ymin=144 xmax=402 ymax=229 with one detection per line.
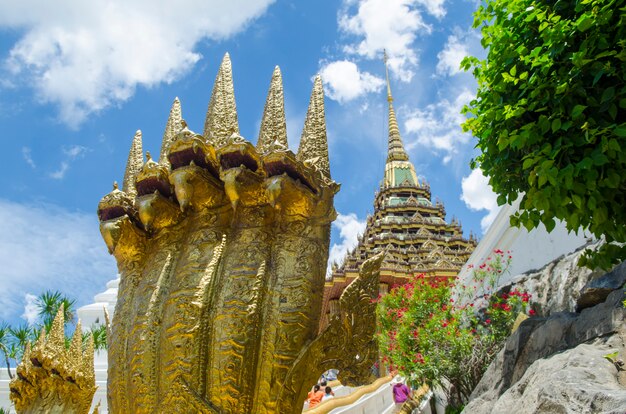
xmin=462 ymin=0 xmax=626 ymax=269
xmin=377 ymin=252 xmax=533 ymax=407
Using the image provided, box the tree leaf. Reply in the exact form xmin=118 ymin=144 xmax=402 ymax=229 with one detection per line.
xmin=571 ymin=105 xmax=587 ymax=117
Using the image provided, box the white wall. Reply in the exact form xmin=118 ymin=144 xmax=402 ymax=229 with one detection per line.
xmin=457 ymin=198 xmax=593 ymax=290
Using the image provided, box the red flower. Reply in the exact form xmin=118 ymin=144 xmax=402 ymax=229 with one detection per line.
xmin=485 ymin=319 xmax=491 ymax=324
xmin=529 ymin=309 xmax=536 ymax=316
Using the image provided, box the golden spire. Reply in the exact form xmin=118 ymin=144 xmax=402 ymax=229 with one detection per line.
xmin=68 ymin=320 xmax=84 ymax=368
xmin=383 ymin=50 xmax=409 ymax=163
xmin=81 ymin=334 xmax=95 ymax=381
xmin=257 ymin=66 xmax=288 ymax=153
xmin=297 ymin=75 xmax=330 ymax=180
xmin=48 ymin=304 xmax=66 ymax=355
xmin=160 ymin=97 xmax=183 ymax=167
xmin=122 ymin=130 xmax=144 ymax=197
xmin=203 ymin=53 xmax=240 ymax=147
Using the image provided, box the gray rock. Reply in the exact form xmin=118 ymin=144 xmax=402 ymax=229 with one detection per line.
xmin=463 ymin=289 xmax=626 ymax=414
xmin=490 ymin=339 xmax=626 ymax=414
xmin=577 ymin=261 xmax=626 ymax=311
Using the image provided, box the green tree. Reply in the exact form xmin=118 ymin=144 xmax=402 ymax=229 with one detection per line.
xmin=36 ymin=291 xmax=76 ymax=330
xmin=462 ymin=0 xmax=626 ymax=269
xmin=0 ymin=323 xmax=14 ymax=379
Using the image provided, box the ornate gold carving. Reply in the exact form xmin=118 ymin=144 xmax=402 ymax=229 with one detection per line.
xmin=160 ymin=97 xmax=183 ymax=168
xmin=96 ymin=56 xmax=376 ymax=414
xmin=298 ymin=75 xmax=331 ymax=182
xmin=17 ymin=54 xmax=383 ymax=414
xmin=257 ymin=66 xmax=288 ymax=154
xmin=10 ymin=306 xmax=97 ymax=414
xmin=122 ymin=130 xmax=144 ymax=197
xmin=203 ymin=53 xmax=239 ymax=147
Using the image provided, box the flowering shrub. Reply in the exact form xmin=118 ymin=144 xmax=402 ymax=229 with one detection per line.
xmin=376 ymin=250 xmax=533 ymax=408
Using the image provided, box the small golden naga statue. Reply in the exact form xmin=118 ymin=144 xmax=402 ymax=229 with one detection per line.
xmin=9 ymin=306 xmax=98 ymax=414
xmin=10 ymin=53 xmax=383 ymax=414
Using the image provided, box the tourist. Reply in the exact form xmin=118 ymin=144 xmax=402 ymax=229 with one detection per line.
xmin=320 ymin=379 xmax=335 ymax=396
xmin=307 ymin=384 xmax=324 ymax=408
xmin=322 ymin=386 xmax=334 ymax=402
xmin=391 ymin=376 xmax=411 ymax=413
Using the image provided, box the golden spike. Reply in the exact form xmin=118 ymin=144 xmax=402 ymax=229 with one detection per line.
xmin=383 ymin=51 xmax=409 ymax=163
xmin=297 ymin=75 xmax=330 ymax=180
xmin=22 ymin=342 xmax=32 ymax=365
xmin=81 ymin=334 xmax=95 ymax=382
xmin=160 ymin=97 xmax=183 ymax=167
xmin=257 ymin=66 xmax=288 ymax=153
xmin=35 ymin=327 xmax=46 ymax=351
xmin=47 ymin=304 xmax=66 ymax=355
xmin=122 ymin=130 xmax=144 ymax=197
xmin=203 ymin=52 xmax=239 ymax=147
xmin=68 ymin=319 xmax=84 ymax=368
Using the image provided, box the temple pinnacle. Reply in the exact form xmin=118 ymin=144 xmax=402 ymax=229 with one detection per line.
xmin=122 ymin=130 xmax=144 ymax=197
xmin=257 ymin=66 xmax=288 ymax=153
xmin=297 ymin=75 xmax=331 ymax=180
xmin=383 ymin=51 xmax=409 ymax=163
xmin=160 ymin=97 xmax=183 ymax=167
xmin=203 ymin=53 xmax=239 ymax=147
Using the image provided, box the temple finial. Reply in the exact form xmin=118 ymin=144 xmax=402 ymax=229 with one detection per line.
xmin=257 ymin=66 xmax=288 ymax=153
xmin=297 ymin=75 xmax=330 ymax=180
xmin=122 ymin=130 xmax=144 ymax=197
xmin=203 ymin=53 xmax=239 ymax=147
xmin=384 ymin=49 xmax=393 ymax=103
xmin=383 ymin=52 xmax=409 ymax=163
xmin=160 ymin=97 xmax=182 ymax=167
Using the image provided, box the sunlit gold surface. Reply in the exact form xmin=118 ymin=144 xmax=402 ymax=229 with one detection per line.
xmin=92 ymin=53 xmax=382 ymax=414
xmin=10 ymin=306 xmax=97 ymax=414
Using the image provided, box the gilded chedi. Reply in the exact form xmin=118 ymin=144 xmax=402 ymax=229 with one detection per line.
xmin=321 ymin=55 xmax=477 ymax=329
xmin=90 ymin=53 xmax=382 ymax=414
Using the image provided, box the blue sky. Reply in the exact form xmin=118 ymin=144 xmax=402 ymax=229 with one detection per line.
xmin=0 ymin=0 xmax=498 ymax=326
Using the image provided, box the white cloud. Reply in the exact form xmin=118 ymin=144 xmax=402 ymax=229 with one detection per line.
xmin=339 ymin=0 xmax=441 ymax=81
xmin=21 ymin=293 xmax=38 ymax=325
xmin=328 ymin=213 xmax=366 ymax=272
xmin=436 ymin=34 xmax=469 ymax=76
xmin=404 ymin=88 xmax=474 ymax=158
xmin=63 ymin=145 xmax=89 ymax=159
xmin=415 ymin=0 xmax=446 ymax=19
xmin=0 ymin=0 xmax=275 ymax=127
xmin=49 ymin=161 xmax=69 ymax=180
xmin=461 ymin=168 xmax=500 ymax=232
xmin=319 ymin=60 xmax=385 ymax=103
xmin=48 ymin=145 xmax=90 ymax=179
xmin=0 ymin=199 xmax=117 ymax=323
xmin=22 ymin=146 xmax=36 ymax=168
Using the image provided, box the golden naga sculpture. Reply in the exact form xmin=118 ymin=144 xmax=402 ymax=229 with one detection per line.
xmin=9 ymin=305 xmax=97 ymax=414
xmin=8 ymin=53 xmax=382 ymax=414
xmin=92 ymin=53 xmax=383 ymax=414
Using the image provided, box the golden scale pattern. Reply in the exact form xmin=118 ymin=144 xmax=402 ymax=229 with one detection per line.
xmin=10 ymin=53 xmax=386 ymax=414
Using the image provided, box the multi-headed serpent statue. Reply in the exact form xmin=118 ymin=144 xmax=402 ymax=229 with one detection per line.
xmin=10 ymin=53 xmax=384 ymax=414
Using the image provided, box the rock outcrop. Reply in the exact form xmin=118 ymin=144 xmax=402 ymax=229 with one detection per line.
xmin=463 ymin=286 xmax=626 ymax=413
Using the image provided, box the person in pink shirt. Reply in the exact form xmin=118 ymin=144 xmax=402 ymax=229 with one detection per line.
xmin=391 ymin=376 xmax=411 ymax=412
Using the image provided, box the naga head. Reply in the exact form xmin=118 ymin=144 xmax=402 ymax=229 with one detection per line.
xmin=97 ymin=181 xmax=144 ymax=257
